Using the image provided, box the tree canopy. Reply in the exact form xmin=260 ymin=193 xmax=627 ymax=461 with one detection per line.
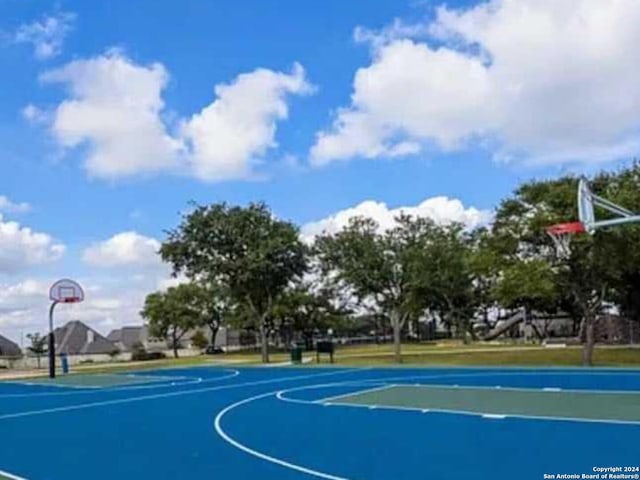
xmin=160 ymin=202 xmax=307 ymax=362
xmin=148 ymin=163 xmax=640 ymax=366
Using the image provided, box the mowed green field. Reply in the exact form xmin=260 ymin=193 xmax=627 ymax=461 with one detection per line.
xmin=330 ymin=343 xmax=640 ymax=367
xmin=4 ymin=343 xmax=640 ymax=382
xmin=77 ymin=343 xmax=640 ymax=372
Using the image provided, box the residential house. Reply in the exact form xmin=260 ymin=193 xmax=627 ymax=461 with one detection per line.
xmin=107 ymin=324 xmax=241 ymax=352
xmin=0 ymin=333 xmax=21 ymax=356
xmin=107 ymin=325 xmax=166 ymax=352
xmin=52 ymin=320 xmax=117 ymax=355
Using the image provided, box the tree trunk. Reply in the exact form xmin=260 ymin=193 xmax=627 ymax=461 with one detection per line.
xmin=259 ymin=317 xmax=269 ymax=363
xmin=582 ymin=317 xmax=596 ymax=366
xmin=172 ymin=330 xmax=179 ymax=358
xmin=208 ymin=323 xmax=219 ymax=347
xmin=391 ymin=311 xmax=403 ymax=363
xmin=393 ymin=324 xmax=402 ymax=363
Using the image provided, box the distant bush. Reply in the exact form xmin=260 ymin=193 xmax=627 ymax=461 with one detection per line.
xmin=190 ymin=330 xmax=209 ymax=350
xmin=132 ymin=350 xmax=166 ymax=361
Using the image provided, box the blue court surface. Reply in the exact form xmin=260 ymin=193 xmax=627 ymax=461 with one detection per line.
xmin=1 ymin=366 xmax=639 ymax=480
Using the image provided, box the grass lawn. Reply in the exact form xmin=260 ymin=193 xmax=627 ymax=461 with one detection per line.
xmin=331 ymin=343 xmax=640 ymax=367
xmin=4 ymin=343 xmax=640 ymax=382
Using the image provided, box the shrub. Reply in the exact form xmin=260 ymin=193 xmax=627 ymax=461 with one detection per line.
xmin=131 ymin=348 xmax=166 ymax=362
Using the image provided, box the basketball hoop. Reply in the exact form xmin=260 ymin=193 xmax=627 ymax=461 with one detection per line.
xmin=49 ymin=279 xmax=84 ymax=304
xmin=545 ymin=222 xmax=586 ymax=258
xmin=48 ymin=279 xmax=84 ymax=379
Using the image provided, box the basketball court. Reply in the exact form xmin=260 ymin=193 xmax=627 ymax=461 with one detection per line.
xmin=1 ymin=365 xmax=639 ymax=480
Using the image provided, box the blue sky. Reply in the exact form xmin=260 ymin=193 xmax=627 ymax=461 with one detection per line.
xmin=1 ymin=0 xmax=639 ymax=343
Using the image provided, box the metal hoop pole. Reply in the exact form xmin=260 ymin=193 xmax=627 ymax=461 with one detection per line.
xmin=48 ymin=300 xmax=58 ymax=379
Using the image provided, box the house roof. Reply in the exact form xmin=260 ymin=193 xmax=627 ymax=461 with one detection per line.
xmin=107 ymin=328 xmax=122 ymax=342
xmin=107 ymin=325 xmax=149 ymax=351
xmin=0 ymin=334 xmax=21 ymax=356
xmin=52 ymin=321 xmax=117 ymax=355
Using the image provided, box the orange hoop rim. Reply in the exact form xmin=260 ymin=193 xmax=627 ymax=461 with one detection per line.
xmin=545 ymin=221 xmax=586 ymax=235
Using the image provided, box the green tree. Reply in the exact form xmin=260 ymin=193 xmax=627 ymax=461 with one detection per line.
xmin=412 ymin=222 xmax=477 ymax=342
xmin=491 ymin=175 xmax=618 ymax=365
xmin=160 ymin=203 xmax=307 ymax=363
xmin=271 ymin=279 xmax=348 ymax=349
xmin=193 ymin=281 xmax=234 ymax=347
xmin=468 ymin=228 xmax=504 ymax=327
xmin=492 ymin=259 xmax=559 ymax=340
xmin=141 ymin=284 xmax=201 ymax=358
xmin=315 ymin=214 xmax=433 ymax=363
xmin=595 ymin=164 xmax=640 ymax=338
xmin=26 ymin=332 xmax=47 ymax=369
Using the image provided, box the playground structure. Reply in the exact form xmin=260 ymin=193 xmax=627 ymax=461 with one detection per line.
xmin=479 ymin=309 xmax=640 ymax=344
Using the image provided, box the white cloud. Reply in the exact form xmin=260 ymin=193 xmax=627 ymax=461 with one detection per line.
xmin=311 ymin=0 xmax=640 ymax=166
xmin=0 ymin=265 xmax=184 ymax=344
xmin=41 ymin=51 xmax=182 ymax=178
xmin=156 ymin=274 xmax=189 ymax=291
xmin=21 ymin=104 xmax=48 ymax=125
xmin=37 ymin=51 xmax=312 ymax=180
xmin=0 ymin=279 xmax=47 ymax=310
xmin=0 ymin=215 xmax=64 ymax=274
xmin=82 ymin=231 xmax=162 ymax=269
xmin=354 ymin=18 xmax=430 ymax=49
xmin=181 ymin=63 xmax=313 ymax=181
xmin=301 ymin=196 xmax=491 ymax=242
xmin=14 ymin=11 xmax=75 ymax=60
xmin=0 ymin=195 xmax=30 ymax=214
xmin=0 ymin=278 xmax=145 ymax=343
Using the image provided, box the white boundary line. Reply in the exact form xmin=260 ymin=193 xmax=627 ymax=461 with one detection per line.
xmin=0 ymin=468 xmax=27 ymax=480
xmin=214 ymin=392 xmax=350 ymax=480
xmin=12 ymin=373 xmax=189 ymax=389
xmin=387 ymin=383 xmax=640 ymax=396
xmin=319 ymin=398 xmax=640 ymax=426
xmin=216 ymin=371 xmax=640 ymax=480
xmin=316 ymin=384 xmax=396 ymax=403
xmin=272 ymin=378 xmax=640 ymax=426
xmin=0 ymin=368 xmax=366 ymax=421
xmin=348 ymin=370 xmax=640 ymax=394
xmin=0 ymin=369 xmax=240 ymax=398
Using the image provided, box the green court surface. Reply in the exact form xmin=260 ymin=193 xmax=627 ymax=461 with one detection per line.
xmin=16 ymin=373 xmax=183 ymax=388
xmin=331 ymin=384 xmax=640 ymax=422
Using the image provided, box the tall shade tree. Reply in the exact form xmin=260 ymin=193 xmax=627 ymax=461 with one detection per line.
xmin=594 ymin=164 xmax=640 ymax=337
xmin=315 ymin=215 xmax=433 ymax=363
xmin=160 ymin=202 xmax=307 ymax=363
xmin=271 ymin=279 xmax=348 ymax=349
xmin=492 ymin=259 xmax=559 ymax=339
xmin=492 ymin=176 xmax=618 ymax=365
xmin=193 ymin=281 xmax=234 ymax=347
xmin=140 ymin=284 xmax=200 ymax=358
xmin=468 ymin=228 xmax=504 ymax=327
xmin=412 ymin=222 xmax=477 ymax=341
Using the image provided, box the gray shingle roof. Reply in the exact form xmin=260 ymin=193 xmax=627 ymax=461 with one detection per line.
xmin=107 ymin=328 xmax=122 ymax=342
xmin=107 ymin=325 xmax=148 ymax=351
xmin=52 ymin=321 xmax=117 ymax=355
xmin=0 ymin=334 xmax=21 ymax=356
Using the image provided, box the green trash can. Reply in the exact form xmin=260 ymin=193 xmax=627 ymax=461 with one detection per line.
xmin=290 ymin=345 xmax=303 ymax=364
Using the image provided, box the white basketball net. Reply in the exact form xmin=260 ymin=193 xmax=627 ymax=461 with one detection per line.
xmin=546 ymin=222 xmax=585 ymax=259
xmin=548 ymin=231 xmax=573 ymax=258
